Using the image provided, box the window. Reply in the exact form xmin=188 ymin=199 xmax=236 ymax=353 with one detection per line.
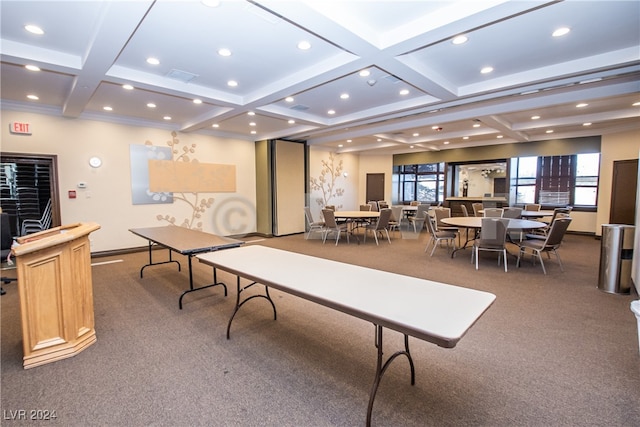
xmin=510 ymin=153 xmax=599 ymax=207
xmin=393 ymin=163 xmax=445 ymax=204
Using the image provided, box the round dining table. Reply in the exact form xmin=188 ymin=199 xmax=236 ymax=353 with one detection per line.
xmin=520 ymin=210 xmax=555 ymax=218
xmin=440 ymin=217 xmax=546 ymax=257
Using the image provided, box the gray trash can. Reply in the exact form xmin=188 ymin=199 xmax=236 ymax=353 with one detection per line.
xmin=598 ymin=224 xmax=635 ymax=294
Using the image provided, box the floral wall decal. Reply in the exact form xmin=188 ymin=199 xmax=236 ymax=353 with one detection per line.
xmin=309 ymin=152 xmax=345 ymax=208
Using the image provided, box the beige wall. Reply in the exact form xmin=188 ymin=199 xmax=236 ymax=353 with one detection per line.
xmin=597 ymin=129 xmax=640 ymax=236
xmin=1 ymin=111 xmax=257 ymax=252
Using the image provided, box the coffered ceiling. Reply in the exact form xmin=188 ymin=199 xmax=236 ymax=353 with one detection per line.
xmin=1 ymin=0 xmax=639 ymax=155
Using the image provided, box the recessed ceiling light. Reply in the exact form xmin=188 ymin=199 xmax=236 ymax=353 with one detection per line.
xmin=122 ymin=84 xmax=134 ymax=90
xmin=24 ymin=25 xmax=44 ymax=35
xmin=218 ymin=48 xmax=231 ymax=57
xmin=463 ymin=136 xmax=469 ymax=140
xmin=452 ymin=35 xmax=468 ymax=45
xmin=338 ymin=144 xmax=343 ymax=148
xmin=193 ymin=99 xmax=202 ymax=104
xmin=212 ymin=124 xmax=219 ymax=128
xmin=297 ymin=41 xmax=311 ymax=50
xmin=347 ymin=139 xmax=352 ymax=143
xmin=399 ymin=89 xmax=409 ymax=96
xmin=546 ymin=130 xmax=554 ymax=134
xmin=583 ymin=122 xmax=592 ymax=126
xmin=443 ymin=141 xmax=450 ymax=145
xmin=552 ymin=27 xmax=570 ymax=37
xmin=249 ymin=122 xmax=256 ymax=126
xmin=227 ymin=80 xmax=238 ymax=87
xmin=247 ymin=111 xmax=255 ymax=116
xmin=531 ymin=115 xmax=541 ymax=120
xmin=163 ymin=116 xmax=172 ymax=120
xmin=27 ymin=94 xmax=39 ymax=100
xmin=359 ymin=70 xmax=370 ymax=77
xmin=147 ymin=103 xmax=156 ymax=108
xmin=481 ymin=66 xmax=494 ymax=74
xmin=413 ymin=133 xmax=419 ymax=137
xmin=497 ymin=135 xmax=503 ymax=139
xmin=632 ymin=101 xmax=640 ymax=107
xmin=328 ymin=109 xmax=335 ymax=115
xmin=25 ymin=65 xmax=40 ymax=71
xmin=410 ymin=145 xmax=415 ymax=149
xmin=103 ymin=106 xmax=112 ymax=111
xmin=250 ymin=130 xmax=257 ymax=135
xmin=473 ymin=123 xmax=480 ymax=128
xmin=285 ymin=97 xmax=294 ymax=102
xmin=146 ymin=57 xmax=160 ymax=65
xmin=576 ymin=103 xmax=588 ymax=108
xmin=288 ymin=120 xmax=295 ymax=124
xmin=340 ymin=93 xmax=349 ymax=100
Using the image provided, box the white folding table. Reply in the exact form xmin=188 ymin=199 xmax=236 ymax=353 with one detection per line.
xmin=197 ymin=245 xmax=496 ymax=426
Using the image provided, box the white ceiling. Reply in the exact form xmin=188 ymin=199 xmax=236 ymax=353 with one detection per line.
xmin=1 ymin=0 xmax=639 ymax=155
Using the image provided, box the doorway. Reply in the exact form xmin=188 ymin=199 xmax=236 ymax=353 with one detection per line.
xmin=609 ymin=159 xmax=638 ymax=224
xmin=0 ymin=153 xmax=60 ymax=237
xmin=366 ymin=173 xmax=385 ymax=203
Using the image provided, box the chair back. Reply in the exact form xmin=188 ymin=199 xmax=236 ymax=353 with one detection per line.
xmin=324 ymin=205 xmax=336 ymax=211
xmin=322 ymin=209 xmax=338 ymax=228
xmin=368 ymin=201 xmax=379 ymax=212
xmin=378 ymin=201 xmax=389 ymax=209
xmin=425 ymin=214 xmax=438 ymax=235
xmin=409 ymin=201 xmax=420 ymax=206
xmin=415 ymin=204 xmax=430 ymax=219
xmin=502 ymin=207 xmax=523 ymax=219
xmin=550 ymin=207 xmax=571 ymax=223
xmin=1 ymin=213 xmax=13 ymax=258
xmin=525 ymin=204 xmax=541 ymax=211
xmin=543 ymin=217 xmax=572 ymax=248
xmin=360 ymin=204 xmax=372 ymax=211
xmin=374 ymin=208 xmax=392 ymax=230
xmin=304 ymin=207 xmax=314 ymax=225
xmin=433 ymin=207 xmax=452 ymax=229
xmin=479 ymin=218 xmax=509 ymax=247
xmin=390 ymin=206 xmax=403 ymax=223
xmin=483 ymin=208 xmax=504 ymax=218
xmin=460 ymin=204 xmax=470 ymax=217
xmin=472 ymin=203 xmax=484 ymax=217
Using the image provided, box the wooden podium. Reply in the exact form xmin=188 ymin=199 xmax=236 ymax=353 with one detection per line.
xmin=12 ymin=222 xmax=101 ymax=369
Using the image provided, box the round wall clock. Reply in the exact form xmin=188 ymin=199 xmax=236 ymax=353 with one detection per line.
xmin=89 ymin=156 xmax=102 ymax=168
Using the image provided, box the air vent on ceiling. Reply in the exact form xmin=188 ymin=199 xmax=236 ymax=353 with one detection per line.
xmin=290 ymin=104 xmax=310 ymax=111
xmin=383 ymin=74 xmax=401 ymax=83
xmin=166 ymin=69 xmax=198 ymax=83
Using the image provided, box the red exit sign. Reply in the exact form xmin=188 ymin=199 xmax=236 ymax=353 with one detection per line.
xmin=10 ymin=122 xmax=32 ymax=135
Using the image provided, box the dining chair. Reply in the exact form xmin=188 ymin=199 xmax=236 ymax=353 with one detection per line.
xmin=525 ymin=207 xmax=571 ymax=240
xmin=483 ymin=207 xmax=504 ymax=218
xmin=359 ymin=204 xmax=372 ymax=211
xmin=408 ymin=204 xmax=430 ymax=233
xmin=525 ymin=203 xmax=541 ymax=211
xmin=368 ymin=201 xmax=379 ymax=212
xmin=502 ymin=207 xmax=523 ymax=219
xmin=472 ymin=202 xmax=484 ymax=217
xmin=472 ymin=218 xmax=510 ymax=272
xmin=378 ymin=201 xmax=389 ymax=209
xmin=389 ymin=205 xmax=404 ymax=235
xmin=364 ymin=208 xmax=392 ymax=245
xmin=321 ymin=209 xmax=349 ymax=245
xmin=304 ymin=207 xmax=324 ymax=240
xmin=434 ymin=207 xmax=461 ymax=246
xmin=20 ymin=198 xmax=52 ymax=236
xmin=424 ymin=215 xmax=457 ymax=257
xmin=517 ymin=217 xmax=572 ymax=274
xmin=503 ymin=207 xmax=524 ymax=241
xmin=460 ymin=204 xmax=470 ymax=217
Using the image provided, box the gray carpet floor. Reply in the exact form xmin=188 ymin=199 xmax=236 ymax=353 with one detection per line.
xmin=1 ymin=230 xmax=639 ymax=426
